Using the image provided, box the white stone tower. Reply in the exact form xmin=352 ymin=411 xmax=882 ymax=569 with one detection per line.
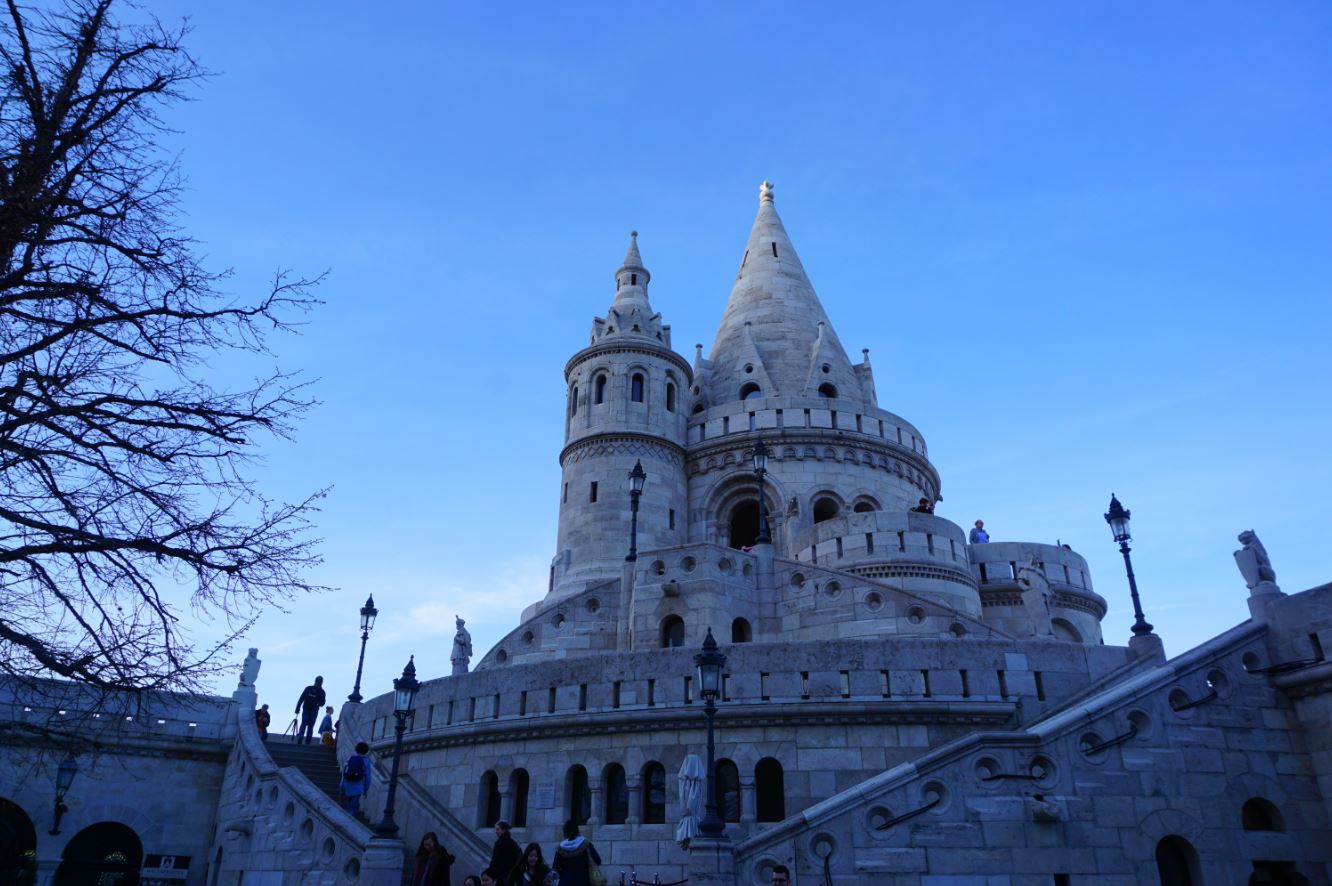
xmin=549 ymin=233 xmax=692 ymax=601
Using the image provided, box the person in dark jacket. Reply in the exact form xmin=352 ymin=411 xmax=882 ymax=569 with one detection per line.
xmin=294 ymin=675 xmax=325 ymax=745
xmin=551 ymin=820 xmax=601 ymax=886
xmin=412 ymin=832 xmax=455 ymax=886
xmin=489 ymin=820 xmax=521 ymax=883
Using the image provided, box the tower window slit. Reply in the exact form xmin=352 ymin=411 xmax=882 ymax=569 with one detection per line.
xmin=856 ymin=414 xmax=863 ymax=432
xmin=579 ymin=683 xmax=588 ymax=711
xmin=840 ymin=671 xmax=851 ymax=698
xmin=836 ymin=537 xmax=843 ymax=558
xmin=878 ymin=419 xmax=885 ymax=437
xmin=648 ymin=678 xmax=655 ymax=706
xmin=590 ymin=482 xmax=598 ymax=503
xmin=979 ymin=562 xmax=989 ymax=582
xmin=776 ymin=408 xmax=784 ymax=428
xmin=722 ymin=416 xmax=729 ymax=434
xmin=800 ymin=672 xmax=810 ymax=699
xmin=896 ymin=427 xmax=903 ymax=444
xmin=683 ymin=676 xmax=692 ymax=704
xmin=803 ymin=408 xmax=811 ymax=426
xmin=749 ymin=412 xmax=756 ymax=431
xmin=921 ymin=670 xmax=932 ymax=698
xmin=669 ymin=508 xmax=676 ymax=530
xmin=447 ymin=701 xmax=454 ymax=724
xmin=771 ymin=242 xmax=778 ymax=257
xmin=865 ymin=533 xmax=874 ymax=554
xmin=493 ymin=693 xmax=500 ymax=719
xmin=997 ymin=670 xmax=1009 ymax=699
xmin=880 ymin=670 xmax=891 ymax=698
xmin=563 ymin=483 xmax=567 ymax=503
xmin=548 ymin=687 xmax=556 ymax=713
xmin=1035 ymin=671 xmax=1046 ymax=701
xmin=468 ymin=697 xmax=477 ymax=721
xmin=1010 ymin=561 xmax=1018 ymax=580
xmin=897 ymin=531 xmax=906 ymax=553
xmin=1063 ymin=565 xmax=1070 ymax=583
xmin=612 ymin=681 xmax=621 ymax=708
xmin=927 ymin=533 xmax=934 ymax=554
xmin=960 ymin=669 xmax=971 ymax=698
xmin=519 ymin=691 xmax=527 ymax=716
xmin=760 ymin=672 xmax=769 ymax=701
xmin=630 ymin=273 xmax=637 ymax=285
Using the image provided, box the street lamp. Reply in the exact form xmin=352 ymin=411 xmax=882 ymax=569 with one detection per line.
xmin=348 ymin=594 xmax=379 ymax=703
xmin=626 ymin=460 xmax=647 ymax=562
xmin=1104 ymin=494 xmax=1154 ymax=637
xmin=375 ymin=656 xmax=420 ymax=836
xmin=49 ymin=754 xmax=78 ymax=835
xmin=694 ymin=628 xmax=728 ymax=836
xmin=749 ymin=439 xmax=771 ymax=545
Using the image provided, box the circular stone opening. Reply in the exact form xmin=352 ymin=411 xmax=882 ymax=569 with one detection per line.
xmin=864 ymin=592 xmax=884 ymax=612
xmin=496 ymin=649 xmax=508 ymax=663
xmin=826 ymin=580 xmax=842 ymax=598
xmin=744 ymin=364 xmax=754 ymax=374
xmin=791 ymin=572 xmax=806 ymax=589
xmin=948 ymin=622 xmax=967 ymax=638
xmin=521 ymin=631 xmax=535 ymax=646
xmin=1241 ymin=651 xmax=1261 ymax=672
xmin=974 ymin=756 xmax=1001 ymax=783
xmin=1079 ymin=731 xmax=1107 ymax=760
xmin=742 ymin=562 xmax=753 ymax=578
xmin=652 ymin=560 xmax=666 ymax=576
xmin=682 ymin=556 xmax=697 ymax=573
xmin=821 ymin=363 xmax=831 ymax=374
xmin=867 ymin=805 xmax=895 ymax=833
xmin=268 ymin=785 xmax=279 ymax=807
xmin=1127 ymin=709 xmax=1152 ymax=739
xmin=1205 ymin=668 xmax=1229 ymax=695
xmin=552 ymin=613 xmax=566 ymax=630
xmin=586 ymin=597 xmax=600 ymax=613
xmin=284 ymin=802 xmax=295 ymax=824
xmin=322 ymin=837 xmax=336 ymax=859
xmin=300 ymin=818 xmax=314 ymax=842
xmin=718 ymin=558 xmax=733 ymax=574
xmin=1029 ymin=755 xmax=1057 ymax=785
xmin=343 ymin=858 xmax=361 ymax=882
xmin=906 ymin=605 xmax=926 ymax=625
xmin=921 ymin=780 xmax=949 ymax=812
xmin=1167 ymin=688 xmax=1191 ymax=713
xmin=810 ymin=833 xmax=836 ymax=860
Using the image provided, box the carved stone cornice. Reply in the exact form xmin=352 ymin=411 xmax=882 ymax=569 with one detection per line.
xmin=848 ymin=561 xmax=978 ymax=589
xmin=687 ymin=431 xmax=940 ymax=495
xmin=565 ymin=340 xmax=693 ymax=381
xmin=560 ymin=433 xmax=687 ymax=469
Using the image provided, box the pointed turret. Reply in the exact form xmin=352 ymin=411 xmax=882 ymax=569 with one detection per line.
xmin=703 ymin=182 xmax=866 ymax=407
xmin=591 ymin=231 xmax=669 ymax=347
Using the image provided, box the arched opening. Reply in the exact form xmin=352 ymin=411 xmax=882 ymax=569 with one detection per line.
xmin=1242 ymin=797 xmax=1285 ymax=832
xmin=603 ymin=763 xmax=628 ymax=824
xmin=1050 ymin=618 xmax=1083 ymax=643
xmin=0 ymin=798 xmax=37 ymax=886
xmin=728 ymin=500 xmax=761 ymax=549
xmin=594 ymin=375 xmax=607 ymax=405
xmin=813 ymin=497 xmax=840 ymax=523
xmin=731 ymin=618 xmax=752 ymax=643
xmin=817 ymin=383 xmax=837 ymax=399
xmin=739 ymin=383 xmax=762 ymax=401
xmin=642 ymin=762 xmax=666 ymax=824
xmin=508 ymin=769 xmax=530 ymax=827
xmin=715 ymin=759 xmax=741 ymax=823
xmin=570 ymin=385 xmax=578 ymax=416
xmin=852 ymin=498 xmax=877 ymax=513
xmin=1155 ymin=835 xmax=1201 ymax=886
xmin=660 ymin=615 xmax=685 ymax=648
xmin=666 ymin=383 xmax=676 ymax=412
xmin=692 ymin=402 xmax=706 ymax=415
xmin=755 ymin=758 xmax=786 ymax=822
xmin=631 ymin=373 xmax=645 ymax=403
xmin=479 ymin=770 xmax=502 ymax=827
xmin=566 ymin=765 xmax=591 ymax=826
xmin=54 ymin=822 xmax=143 ymax=886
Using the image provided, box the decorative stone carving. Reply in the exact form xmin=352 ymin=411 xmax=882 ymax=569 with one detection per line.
xmin=451 ymin=616 xmax=473 ymax=676
xmin=1016 ymin=558 xmax=1055 ymax=638
xmin=1234 ymin=530 xmax=1280 ymax=595
xmin=237 ymin=648 xmax=261 ymax=690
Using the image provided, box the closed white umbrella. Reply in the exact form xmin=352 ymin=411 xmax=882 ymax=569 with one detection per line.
xmin=676 ymin=754 xmax=705 ymax=848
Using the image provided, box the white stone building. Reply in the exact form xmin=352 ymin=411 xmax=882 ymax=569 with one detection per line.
xmin=2 ymin=183 xmax=1330 ymax=885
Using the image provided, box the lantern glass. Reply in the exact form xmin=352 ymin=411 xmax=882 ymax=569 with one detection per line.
xmin=751 ymin=442 xmax=769 ymax=473
xmin=55 ymin=756 xmax=78 ymax=794
xmin=392 ymin=657 xmax=419 ymax=715
xmin=629 ymin=460 xmax=647 ymax=494
xmin=693 ymin=628 xmax=727 ymax=700
xmin=360 ymin=595 xmax=378 ymax=632
xmin=1105 ymin=495 xmax=1131 ymax=543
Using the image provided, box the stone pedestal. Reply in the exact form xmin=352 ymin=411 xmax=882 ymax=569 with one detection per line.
xmin=755 ymin=543 xmax=775 ymax=593
xmin=1247 ymin=580 xmax=1285 ymax=623
xmin=362 ymin=836 xmax=409 ymax=886
xmin=1128 ymin=632 xmax=1165 ymax=663
xmin=687 ymin=833 xmax=737 ymax=886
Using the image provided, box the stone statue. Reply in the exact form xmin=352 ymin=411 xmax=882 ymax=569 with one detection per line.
xmin=1016 ymin=557 xmax=1055 ymax=638
xmin=1234 ymin=530 xmax=1279 ymax=594
xmin=237 ymin=648 xmax=261 ymax=690
xmin=451 ymin=616 xmax=473 ymax=676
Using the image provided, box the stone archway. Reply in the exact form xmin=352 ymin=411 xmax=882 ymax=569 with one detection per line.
xmin=0 ymin=797 xmax=37 ymax=885
xmin=54 ymin=821 xmax=143 ymax=886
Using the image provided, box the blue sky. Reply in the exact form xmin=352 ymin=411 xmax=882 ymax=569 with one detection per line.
xmin=137 ymin=2 xmax=1331 ymax=714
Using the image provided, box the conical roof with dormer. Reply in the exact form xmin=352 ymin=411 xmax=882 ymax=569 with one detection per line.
xmin=703 ymin=182 xmax=866 ymax=408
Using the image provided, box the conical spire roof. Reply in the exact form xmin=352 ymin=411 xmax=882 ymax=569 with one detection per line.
xmin=704 ymin=182 xmax=862 ymax=404
xmin=590 ymin=230 xmax=669 ymax=347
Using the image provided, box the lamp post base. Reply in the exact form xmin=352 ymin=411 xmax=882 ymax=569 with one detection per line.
xmin=1128 ymin=632 xmax=1165 ymax=663
xmin=687 ymin=832 xmax=736 ymax=886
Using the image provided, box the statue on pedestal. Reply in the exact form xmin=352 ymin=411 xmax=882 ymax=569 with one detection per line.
xmin=1234 ymin=530 xmax=1280 ymax=595
xmin=1016 ymin=557 xmax=1055 ymax=638
xmin=451 ymin=616 xmax=473 ymax=676
xmin=237 ymin=648 xmax=261 ymax=691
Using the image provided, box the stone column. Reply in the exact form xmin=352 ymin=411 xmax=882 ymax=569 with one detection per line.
xmin=755 ymin=543 xmax=775 ymax=594
xmin=586 ymin=780 xmax=602 ymax=826
xmin=739 ymin=778 xmax=756 ymax=825
xmin=626 ymin=780 xmax=642 ymax=825
xmin=498 ymin=788 xmax=511 ymax=825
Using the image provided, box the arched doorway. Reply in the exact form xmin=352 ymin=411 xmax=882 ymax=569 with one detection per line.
xmin=55 ymin=821 xmax=143 ymax=886
xmin=1155 ymin=835 xmax=1200 ymax=886
xmin=728 ymin=500 xmax=760 ymax=549
xmin=0 ymin=798 xmax=37 ymax=885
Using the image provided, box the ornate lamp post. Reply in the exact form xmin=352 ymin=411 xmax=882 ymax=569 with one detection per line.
xmin=694 ymin=628 xmax=728 ymax=836
xmin=348 ymin=594 xmax=379 ymax=703
xmin=1104 ymin=495 xmax=1154 ymax=636
xmin=749 ymin=439 xmax=771 ymax=545
xmin=626 ymin=460 xmax=647 ymax=562
xmin=375 ymin=656 xmax=420 ymax=836
xmin=49 ymin=754 xmax=78 ymax=835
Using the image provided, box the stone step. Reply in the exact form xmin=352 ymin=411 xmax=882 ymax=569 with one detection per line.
xmin=265 ymin=739 xmax=343 ymax=804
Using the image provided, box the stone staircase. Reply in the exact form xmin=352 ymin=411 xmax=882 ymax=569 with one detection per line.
xmin=266 ymin=737 xmax=343 ymax=805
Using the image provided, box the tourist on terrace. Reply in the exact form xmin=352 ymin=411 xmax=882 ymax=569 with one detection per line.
xmin=970 ymin=520 xmax=990 ymax=544
xmin=412 ymin=831 xmax=455 ymax=886
xmin=294 ymin=675 xmax=326 ymax=745
xmin=509 ymin=842 xmax=550 ymax=886
xmin=490 ymin=820 xmax=521 ymax=883
xmin=911 ymin=497 xmax=934 ymax=514
xmin=255 ymin=704 xmax=270 ymax=742
xmin=339 ymin=741 xmax=372 ymax=815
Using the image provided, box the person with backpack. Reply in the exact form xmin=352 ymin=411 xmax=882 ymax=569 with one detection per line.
xmin=340 ymin=741 xmax=372 ymax=815
xmin=551 ymin=820 xmax=602 ymax=886
xmin=294 ymin=675 xmax=326 ymax=745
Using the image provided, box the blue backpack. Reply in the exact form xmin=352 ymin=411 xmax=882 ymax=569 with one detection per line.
xmin=342 ymin=754 xmax=366 ymax=783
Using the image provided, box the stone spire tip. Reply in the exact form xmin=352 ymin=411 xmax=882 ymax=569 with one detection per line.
xmin=759 ymin=181 xmax=774 ymax=205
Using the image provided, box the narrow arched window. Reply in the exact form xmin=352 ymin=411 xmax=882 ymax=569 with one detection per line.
xmin=740 ymin=382 xmax=762 ymax=400
xmin=570 ymin=385 xmax=579 ymax=417
xmin=755 ymin=758 xmax=785 ymax=822
xmin=661 ymin=615 xmax=685 ymax=648
xmin=666 ymin=383 xmax=676 ymax=412
xmin=818 ymin=383 xmax=837 ymax=399
xmin=603 ymin=763 xmax=628 ymax=824
xmin=731 ymin=618 xmax=752 ymax=643
xmin=509 ymin=769 xmax=530 ymax=826
xmin=567 ymin=765 xmax=590 ymax=825
xmin=479 ymin=770 xmax=501 ymax=827
xmin=631 ymin=374 xmax=645 ymax=402
xmin=1242 ymin=798 xmax=1285 ymax=832
xmin=594 ymin=375 xmax=607 ymax=405
xmin=642 ymin=762 xmax=667 ymax=823
xmin=1154 ymin=835 xmax=1200 ymax=885
xmin=813 ymin=497 xmax=840 ymax=523
xmin=715 ymin=759 xmax=741 ymax=822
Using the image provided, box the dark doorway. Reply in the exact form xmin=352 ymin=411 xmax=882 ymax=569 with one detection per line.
xmin=55 ymin=821 xmax=143 ymax=886
xmin=0 ymin=798 xmax=37 ymax=885
xmin=1155 ymin=835 xmax=1199 ymax=886
xmin=729 ymin=500 xmax=760 ymax=549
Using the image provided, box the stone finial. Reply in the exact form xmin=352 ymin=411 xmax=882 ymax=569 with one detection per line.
xmin=237 ymin=647 xmax=261 ymax=690
xmin=1235 ymin=530 xmax=1281 ymax=596
xmin=759 ymin=180 xmax=774 ymax=204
